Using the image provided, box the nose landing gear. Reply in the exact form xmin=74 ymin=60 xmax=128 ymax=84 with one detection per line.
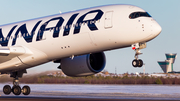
xmin=132 ymin=43 xmax=146 ymax=68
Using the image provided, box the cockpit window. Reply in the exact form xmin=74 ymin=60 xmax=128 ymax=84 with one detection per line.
xmin=129 ymin=12 xmax=151 ymax=19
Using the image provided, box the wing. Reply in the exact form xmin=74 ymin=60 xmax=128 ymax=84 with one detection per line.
xmin=0 ymin=46 xmax=26 ymax=63
xmin=0 ymin=46 xmax=48 ymax=74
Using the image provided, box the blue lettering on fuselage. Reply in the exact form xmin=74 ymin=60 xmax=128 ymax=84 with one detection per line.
xmin=12 ymin=21 xmax=42 ymax=45
xmin=36 ymin=17 xmax=64 ymax=41
xmin=0 ymin=25 xmax=17 ymax=46
xmin=0 ymin=9 xmax=104 ymax=46
xmin=74 ymin=10 xmax=103 ymax=34
xmin=63 ymin=13 xmax=79 ymax=36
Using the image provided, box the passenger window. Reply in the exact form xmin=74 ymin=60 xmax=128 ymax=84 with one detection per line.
xmin=90 ymin=21 xmax=92 ymax=24
xmin=76 ymin=24 xmax=78 ymax=27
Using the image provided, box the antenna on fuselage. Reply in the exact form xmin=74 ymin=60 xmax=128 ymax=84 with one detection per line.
xmin=59 ymin=11 xmax=62 ymax=14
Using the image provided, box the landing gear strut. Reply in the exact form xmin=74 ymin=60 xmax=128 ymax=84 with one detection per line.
xmin=3 ymin=70 xmax=31 ymax=95
xmin=132 ymin=43 xmax=146 ymax=67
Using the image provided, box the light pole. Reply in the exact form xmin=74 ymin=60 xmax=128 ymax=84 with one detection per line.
xmin=143 ymin=63 xmax=145 ymax=75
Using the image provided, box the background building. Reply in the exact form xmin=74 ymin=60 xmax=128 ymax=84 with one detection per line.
xmin=158 ymin=53 xmax=177 ymax=73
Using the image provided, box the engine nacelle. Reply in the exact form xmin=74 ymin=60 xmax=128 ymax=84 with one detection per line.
xmin=61 ymin=52 xmax=106 ymax=77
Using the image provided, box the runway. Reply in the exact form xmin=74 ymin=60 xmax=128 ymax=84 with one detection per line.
xmin=1 ymin=96 xmax=180 ymax=101
xmin=0 ymin=96 xmax=126 ymax=101
xmin=1 ymin=97 xmax=180 ymax=101
xmin=0 ymin=95 xmax=180 ymax=101
xmin=0 ymin=84 xmax=180 ymax=101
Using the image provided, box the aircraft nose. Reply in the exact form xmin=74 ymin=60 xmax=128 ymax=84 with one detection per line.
xmin=152 ymin=20 xmax=162 ymax=37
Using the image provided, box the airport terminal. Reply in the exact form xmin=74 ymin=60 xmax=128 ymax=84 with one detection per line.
xmin=158 ymin=53 xmax=178 ymax=73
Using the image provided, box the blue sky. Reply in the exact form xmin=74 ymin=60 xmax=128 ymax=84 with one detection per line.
xmin=0 ymin=0 xmax=179 ymax=74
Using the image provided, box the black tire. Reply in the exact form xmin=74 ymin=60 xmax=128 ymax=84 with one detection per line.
xmin=138 ymin=59 xmax=143 ymax=67
xmin=3 ymin=85 xmax=11 ymax=95
xmin=132 ymin=59 xmax=138 ymax=67
xmin=12 ymin=86 xmax=21 ymax=95
xmin=22 ymin=85 xmax=31 ymax=95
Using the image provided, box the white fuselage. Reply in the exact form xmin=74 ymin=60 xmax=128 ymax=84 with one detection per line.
xmin=0 ymin=4 xmax=161 ymax=73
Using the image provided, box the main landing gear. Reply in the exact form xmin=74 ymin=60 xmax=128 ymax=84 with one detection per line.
xmin=131 ymin=43 xmax=146 ymax=68
xmin=3 ymin=70 xmax=31 ymax=95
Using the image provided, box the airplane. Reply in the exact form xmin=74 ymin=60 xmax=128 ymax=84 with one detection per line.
xmin=0 ymin=4 xmax=161 ymax=95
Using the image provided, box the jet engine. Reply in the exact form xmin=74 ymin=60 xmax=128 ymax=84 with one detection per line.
xmin=60 ymin=52 xmax=106 ymax=77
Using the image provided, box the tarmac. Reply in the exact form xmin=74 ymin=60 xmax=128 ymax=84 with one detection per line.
xmin=0 ymin=91 xmax=180 ymax=101
xmin=0 ymin=84 xmax=180 ymax=101
xmin=0 ymin=97 xmax=179 ymax=101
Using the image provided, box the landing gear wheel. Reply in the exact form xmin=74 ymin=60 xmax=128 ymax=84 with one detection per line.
xmin=132 ymin=59 xmax=143 ymax=67
xmin=3 ymin=85 xmax=11 ymax=95
xmin=22 ymin=85 xmax=31 ymax=95
xmin=12 ymin=86 xmax=21 ymax=95
xmin=132 ymin=59 xmax=138 ymax=67
xmin=138 ymin=59 xmax=143 ymax=67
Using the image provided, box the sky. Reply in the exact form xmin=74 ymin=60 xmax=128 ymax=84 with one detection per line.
xmin=0 ymin=0 xmax=179 ymax=74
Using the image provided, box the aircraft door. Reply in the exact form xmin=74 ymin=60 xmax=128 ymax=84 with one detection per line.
xmin=104 ymin=11 xmax=113 ymax=29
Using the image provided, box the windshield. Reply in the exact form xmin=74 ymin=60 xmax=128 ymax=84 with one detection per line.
xmin=129 ymin=12 xmax=151 ymax=19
